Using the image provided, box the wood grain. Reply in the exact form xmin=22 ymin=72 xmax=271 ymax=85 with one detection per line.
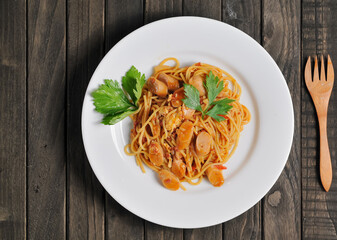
xmin=182 ymin=1 xmax=222 ymax=239
xmin=106 ymin=196 xmax=144 ymax=240
xmin=222 ymin=1 xmax=262 ymax=239
xmin=105 ymin=0 xmax=144 ymax=49
xmin=184 ymin=227 xmax=222 ymax=240
xmin=302 ymin=0 xmax=337 ymax=239
xmin=223 ymin=0 xmax=261 ymax=43
xmin=105 ymin=1 xmax=145 ymax=239
xmin=0 ymin=0 xmax=26 ymax=239
xmin=3 ymin=0 xmax=337 ymax=239
xmin=145 ymin=0 xmax=182 ymax=23
xmin=27 ymin=0 xmax=66 ymax=239
xmin=183 ymin=0 xmax=221 ymax=18
xmin=262 ymin=0 xmax=301 ymax=239
xmin=145 ymin=223 xmax=183 ymax=240
xmin=67 ymin=0 xmax=105 ymax=239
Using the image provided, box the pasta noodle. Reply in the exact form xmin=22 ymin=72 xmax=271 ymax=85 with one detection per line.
xmin=125 ymin=58 xmax=250 ymax=190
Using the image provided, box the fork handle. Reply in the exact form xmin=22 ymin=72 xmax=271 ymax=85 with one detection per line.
xmin=318 ymin=115 xmax=332 ymax=191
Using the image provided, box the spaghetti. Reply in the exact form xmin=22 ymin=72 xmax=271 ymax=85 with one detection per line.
xmin=125 ymin=58 xmax=250 ymax=190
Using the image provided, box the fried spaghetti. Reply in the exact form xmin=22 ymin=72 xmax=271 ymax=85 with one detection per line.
xmin=125 ymin=58 xmax=250 ymax=190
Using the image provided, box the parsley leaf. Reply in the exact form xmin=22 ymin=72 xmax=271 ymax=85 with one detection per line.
xmin=92 ymin=66 xmax=146 ymax=125
xmin=92 ymin=79 xmax=135 ymax=114
xmin=182 ymin=71 xmax=235 ymax=121
xmin=122 ymin=66 xmax=146 ymax=105
xmin=205 ymin=71 xmax=224 ymax=105
xmin=206 ymin=103 xmax=233 ymax=122
xmin=182 ymin=84 xmax=203 ymax=112
xmin=101 ymin=109 xmax=137 ymax=125
xmin=213 ymin=98 xmax=235 ymax=106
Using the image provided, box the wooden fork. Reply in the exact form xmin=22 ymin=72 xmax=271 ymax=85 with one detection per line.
xmin=305 ymin=55 xmax=334 ymax=192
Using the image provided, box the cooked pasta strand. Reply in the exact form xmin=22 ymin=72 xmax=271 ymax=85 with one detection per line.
xmin=124 ymin=58 xmax=251 ymax=190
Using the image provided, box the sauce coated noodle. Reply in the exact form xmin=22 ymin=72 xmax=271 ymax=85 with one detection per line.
xmin=125 ymin=58 xmax=250 ymax=190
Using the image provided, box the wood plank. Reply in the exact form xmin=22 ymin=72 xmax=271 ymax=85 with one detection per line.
xmin=145 ymin=223 xmax=183 ymax=240
xmin=106 ymin=195 xmax=144 ymax=240
xmin=182 ymin=1 xmax=222 ymax=239
xmin=105 ymin=0 xmax=145 ymax=239
xmin=262 ymin=0 xmax=301 ymax=239
xmin=302 ymin=0 xmax=337 ymax=239
xmin=183 ymin=0 xmax=221 ymax=18
xmin=67 ymin=0 xmax=105 ymax=239
xmin=144 ymin=0 xmax=182 ymax=23
xmin=222 ymin=0 xmax=261 ymax=42
xmin=27 ymin=0 xmax=66 ymax=239
xmin=184 ymin=228 xmax=222 ymax=240
xmin=143 ymin=1 xmax=183 ymax=239
xmin=105 ymin=0 xmax=144 ymax=48
xmin=222 ymin=1 xmax=261 ymax=239
xmin=0 ymin=0 xmax=26 ymax=239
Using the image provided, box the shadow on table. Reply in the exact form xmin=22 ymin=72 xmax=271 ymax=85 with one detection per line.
xmin=66 ymin=23 xmax=106 ymax=218
xmin=66 ymin=16 xmax=146 ymax=231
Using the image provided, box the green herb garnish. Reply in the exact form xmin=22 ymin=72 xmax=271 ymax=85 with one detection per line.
xmin=182 ymin=71 xmax=235 ymax=121
xmin=122 ymin=66 xmax=146 ymax=105
xmin=181 ymin=84 xmax=203 ymax=112
xmin=92 ymin=66 xmax=146 ymax=125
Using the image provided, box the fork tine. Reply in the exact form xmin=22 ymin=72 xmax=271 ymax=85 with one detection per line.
xmin=321 ymin=55 xmax=326 ymax=81
xmin=305 ymin=56 xmax=312 ymax=86
xmin=314 ymin=56 xmax=320 ymax=81
xmin=327 ymin=55 xmax=334 ymax=83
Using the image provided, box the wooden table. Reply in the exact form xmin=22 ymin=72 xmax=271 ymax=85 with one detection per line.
xmin=1 ymin=0 xmax=337 ymax=239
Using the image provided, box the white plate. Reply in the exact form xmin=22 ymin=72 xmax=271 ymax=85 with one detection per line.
xmin=82 ymin=17 xmax=294 ymax=228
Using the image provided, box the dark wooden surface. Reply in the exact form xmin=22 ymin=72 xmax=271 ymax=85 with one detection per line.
xmin=1 ymin=0 xmax=337 ymax=239
xmin=67 ymin=0 xmax=105 ymax=239
xmin=0 ymin=1 xmax=26 ymax=240
xmin=27 ymin=0 xmax=66 ymax=238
